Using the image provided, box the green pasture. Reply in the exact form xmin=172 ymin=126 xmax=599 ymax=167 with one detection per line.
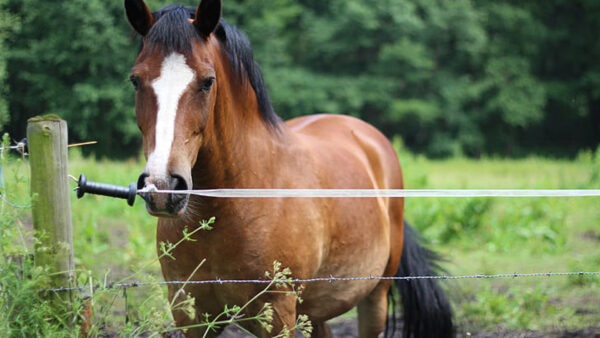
xmin=1 ymin=142 xmax=599 ymax=335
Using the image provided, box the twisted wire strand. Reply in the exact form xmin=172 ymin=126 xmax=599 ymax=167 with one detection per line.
xmin=0 ymin=145 xmax=20 ymax=151
xmin=44 ymin=271 xmax=600 ymax=293
xmin=0 ymin=193 xmax=31 ymax=209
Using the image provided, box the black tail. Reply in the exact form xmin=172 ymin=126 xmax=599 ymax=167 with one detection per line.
xmin=385 ymin=221 xmax=454 ymax=337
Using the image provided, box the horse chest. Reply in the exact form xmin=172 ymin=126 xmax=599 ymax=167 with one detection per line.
xmin=157 ymin=211 xmax=311 ymax=279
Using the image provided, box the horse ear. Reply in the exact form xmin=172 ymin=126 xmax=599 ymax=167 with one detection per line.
xmin=124 ymin=0 xmax=155 ymax=36
xmin=193 ymin=0 xmax=222 ymax=38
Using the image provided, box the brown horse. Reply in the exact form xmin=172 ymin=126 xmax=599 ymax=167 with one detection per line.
xmin=125 ymin=0 xmax=453 ymax=336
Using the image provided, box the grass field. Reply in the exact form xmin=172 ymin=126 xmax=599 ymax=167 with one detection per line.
xmin=1 ymin=140 xmax=599 ymax=336
xmin=396 ymin=144 xmax=600 ymax=332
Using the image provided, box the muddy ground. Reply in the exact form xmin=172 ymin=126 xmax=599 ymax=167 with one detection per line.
xmin=218 ymin=318 xmax=600 ymax=337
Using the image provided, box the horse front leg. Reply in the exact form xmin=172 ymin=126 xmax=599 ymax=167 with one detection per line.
xmin=167 ymin=285 xmax=224 ymax=338
xmin=238 ymin=294 xmax=298 ymax=337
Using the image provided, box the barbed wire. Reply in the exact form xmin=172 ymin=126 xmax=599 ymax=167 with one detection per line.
xmin=0 ymin=193 xmax=31 ymax=209
xmin=44 ymin=271 xmax=600 ymax=293
xmin=137 ymin=187 xmax=600 ymax=198
xmin=0 ymin=145 xmax=20 ymax=151
xmin=0 ymin=141 xmax=28 ymax=155
xmin=0 ymin=139 xmax=96 ymax=153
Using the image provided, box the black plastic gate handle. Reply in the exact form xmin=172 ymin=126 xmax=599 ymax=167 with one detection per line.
xmin=76 ymin=174 xmax=137 ymax=206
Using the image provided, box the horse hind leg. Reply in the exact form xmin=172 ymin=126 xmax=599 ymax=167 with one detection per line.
xmin=311 ymin=321 xmax=333 ymax=338
xmin=394 ymin=222 xmax=454 ymax=338
xmin=357 ymin=280 xmax=391 ymax=338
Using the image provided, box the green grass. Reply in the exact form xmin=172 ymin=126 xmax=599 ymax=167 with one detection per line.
xmin=395 ymin=142 xmax=600 ymax=332
xmin=1 ymin=139 xmax=599 ymax=335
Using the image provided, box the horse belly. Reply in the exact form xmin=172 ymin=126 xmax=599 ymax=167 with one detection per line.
xmin=298 ymin=197 xmax=391 ymax=321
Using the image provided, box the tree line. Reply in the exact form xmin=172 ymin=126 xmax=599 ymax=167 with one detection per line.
xmin=1 ymin=0 xmax=598 ymax=158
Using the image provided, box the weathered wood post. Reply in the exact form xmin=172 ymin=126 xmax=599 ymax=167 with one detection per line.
xmin=27 ymin=115 xmax=74 ymax=296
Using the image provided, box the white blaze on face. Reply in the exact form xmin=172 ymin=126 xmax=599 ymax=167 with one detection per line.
xmin=147 ymin=53 xmax=195 ymax=177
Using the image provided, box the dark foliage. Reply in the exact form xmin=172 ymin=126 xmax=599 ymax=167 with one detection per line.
xmin=1 ymin=0 xmax=598 ymax=158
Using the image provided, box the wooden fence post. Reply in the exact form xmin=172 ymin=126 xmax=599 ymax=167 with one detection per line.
xmin=27 ymin=115 xmax=74 ymax=295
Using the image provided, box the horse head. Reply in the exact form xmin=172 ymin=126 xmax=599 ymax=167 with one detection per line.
xmin=125 ymin=0 xmax=222 ymax=217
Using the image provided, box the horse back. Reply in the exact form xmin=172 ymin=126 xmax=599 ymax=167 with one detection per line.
xmin=287 ymin=114 xmax=404 ymax=193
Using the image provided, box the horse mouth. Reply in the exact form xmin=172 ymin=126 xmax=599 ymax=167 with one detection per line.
xmin=137 ymin=173 xmax=191 ymax=218
xmin=141 ymin=192 xmax=189 ymax=218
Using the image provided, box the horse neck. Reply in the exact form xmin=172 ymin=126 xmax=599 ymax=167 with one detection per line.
xmin=191 ymin=63 xmax=287 ymax=190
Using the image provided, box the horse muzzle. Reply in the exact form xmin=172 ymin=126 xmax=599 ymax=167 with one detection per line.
xmin=137 ymin=172 xmax=190 ymax=217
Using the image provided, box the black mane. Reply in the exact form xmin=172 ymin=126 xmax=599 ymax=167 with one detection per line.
xmin=143 ymin=5 xmax=280 ymax=127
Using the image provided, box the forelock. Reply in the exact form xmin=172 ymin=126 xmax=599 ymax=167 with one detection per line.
xmin=145 ymin=5 xmax=199 ymax=54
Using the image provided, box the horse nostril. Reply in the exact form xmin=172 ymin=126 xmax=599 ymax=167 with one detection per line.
xmin=169 ymin=175 xmax=190 ymax=214
xmin=137 ymin=172 xmax=149 ymax=190
xmin=170 ymin=174 xmax=189 ymax=191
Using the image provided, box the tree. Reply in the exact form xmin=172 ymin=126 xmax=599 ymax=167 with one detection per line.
xmin=520 ymin=0 xmax=600 ymax=154
xmin=0 ymin=0 xmax=18 ymax=130
xmin=6 ymin=0 xmax=139 ymax=157
xmin=2 ymin=0 xmax=598 ymax=158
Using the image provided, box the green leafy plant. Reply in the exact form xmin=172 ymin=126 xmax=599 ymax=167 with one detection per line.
xmin=455 ymin=285 xmax=553 ymax=331
xmin=2 ymin=144 xmax=600 ymax=335
xmin=163 ymin=260 xmax=312 ymax=337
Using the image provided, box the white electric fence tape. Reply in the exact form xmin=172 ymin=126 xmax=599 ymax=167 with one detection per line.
xmin=138 ymin=188 xmax=600 ymax=198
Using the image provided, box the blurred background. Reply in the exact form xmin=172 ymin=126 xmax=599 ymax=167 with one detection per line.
xmin=1 ymin=1 xmax=600 ymax=335
xmin=1 ymin=0 xmax=598 ymax=159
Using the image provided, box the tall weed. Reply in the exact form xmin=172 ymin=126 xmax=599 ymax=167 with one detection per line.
xmin=0 ymin=144 xmax=310 ymax=336
xmin=0 ymin=135 xmax=80 ymax=336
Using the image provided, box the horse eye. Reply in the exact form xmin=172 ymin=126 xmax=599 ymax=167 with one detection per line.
xmin=200 ymin=77 xmax=215 ymax=92
xmin=129 ymin=75 xmax=140 ymax=90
